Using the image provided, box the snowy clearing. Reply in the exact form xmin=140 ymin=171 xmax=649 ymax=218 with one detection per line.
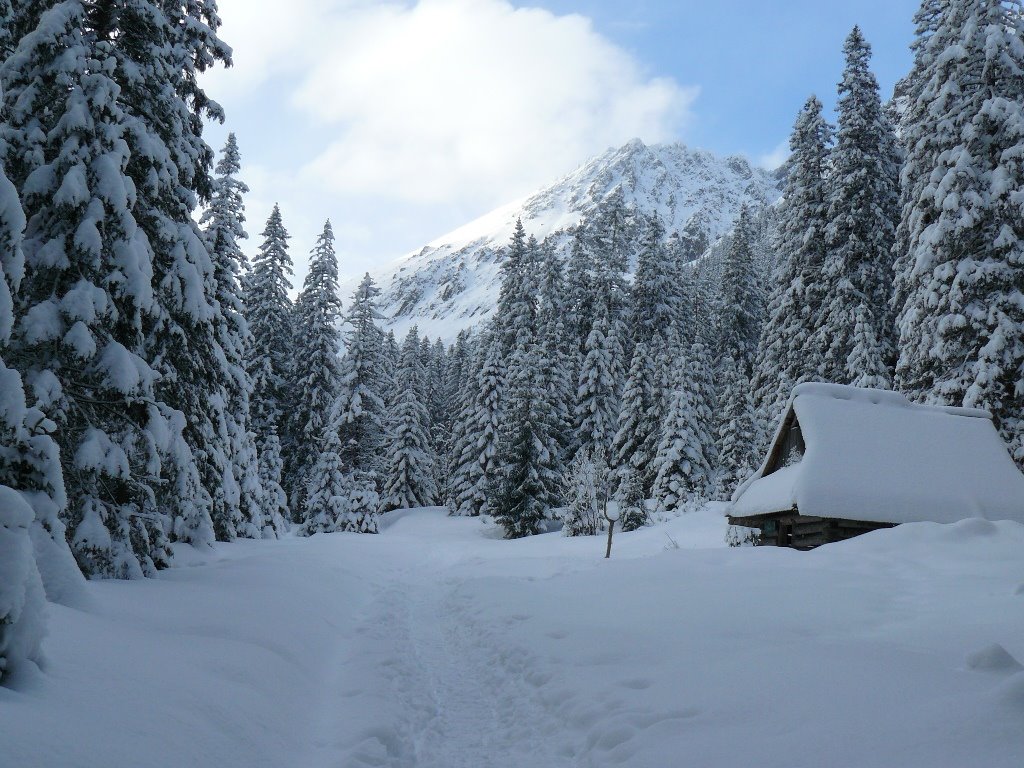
xmin=3 ymin=508 xmax=1024 ymax=768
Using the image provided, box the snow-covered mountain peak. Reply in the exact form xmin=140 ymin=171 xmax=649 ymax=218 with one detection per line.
xmin=371 ymin=138 xmax=782 ymax=342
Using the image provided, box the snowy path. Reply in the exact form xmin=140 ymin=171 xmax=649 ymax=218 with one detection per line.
xmin=309 ymin=513 xmax=581 ymax=767
xmin=330 ymin=576 xmax=572 ymax=768
xmin=5 ymin=508 xmax=1024 ymax=768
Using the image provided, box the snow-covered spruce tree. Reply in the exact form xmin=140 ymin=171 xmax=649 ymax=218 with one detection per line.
xmin=718 ymin=204 xmax=764 ymax=376
xmin=716 ymin=354 xmax=759 ymax=500
xmin=335 ymin=273 xmax=389 ymax=479
xmin=537 ymin=241 xmax=574 ymax=466
xmin=383 ymin=330 xmax=400 ymax=376
xmin=287 ymin=221 xmax=343 ymax=509
xmin=893 ymin=0 xmax=973 ymax=389
xmin=612 ymin=341 xmax=659 ymax=495
xmin=587 ymin=187 xmax=633 ymax=335
xmin=428 ymin=338 xmax=449 ymax=446
xmin=439 ymin=330 xmax=473 ymax=507
xmin=818 ymin=27 xmax=900 ymax=384
xmin=564 ymin=226 xmax=595 ymax=357
xmin=493 ymin=362 xmax=561 ymax=538
xmin=246 ymin=204 xmax=294 ymax=518
xmin=0 ymin=90 xmax=83 ymax=605
xmin=0 ymin=145 xmax=45 ymax=677
xmin=630 ymin=216 xmax=679 ymax=349
xmin=576 ymin=300 xmax=621 ymax=464
xmin=496 ymin=218 xmax=530 ymax=356
xmin=200 ymin=133 xmax=263 ymax=540
xmin=2 ymin=4 xmax=192 ymax=577
xmin=381 ymin=327 xmax=437 ymax=511
xmin=691 ymin=262 xmax=721 ymax=354
xmin=753 ymin=97 xmax=833 ymax=427
xmin=493 ymin=236 xmax=560 ymax=538
xmin=422 ymin=337 xmax=449 ymax=490
xmin=0 ymin=485 xmax=45 ymax=684
xmin=616 ymin=466 xmax=647 ymax=532
xmin=103 ymin=0 xmax=238 ymax=552
xmin=446 ymin=335 xmax=486 ymax=515
xmin=651 ymin=347 xmax=714 ymax=514
xmin=895 ymin=0 xmax=1024 ymax=462
xmin=847 ymin=301 xmax=890 ymax=389
xmin=452 ymin=330 xmax=504 ymax=517
xmin=562 ymin=226 xmax=594 ymax=457
xmin=299 ymin=399 xmax=379 ymax=536
xmin=561 ymin=451 xmax=605 ymax=537
xmin=665 ymin=231 xmax=697 ymax=338
xmin=256 ymin=424 xmax=289 ymax=537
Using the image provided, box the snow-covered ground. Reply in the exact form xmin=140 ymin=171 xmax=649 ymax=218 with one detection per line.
xmin=3 ymin=507 xmax=1024 ymax=768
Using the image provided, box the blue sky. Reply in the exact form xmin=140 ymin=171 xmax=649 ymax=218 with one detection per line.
xmin=540 ymin=0 xmax=918 ymax=163
xmin=203 ymin=0 xmax=920 ymax=287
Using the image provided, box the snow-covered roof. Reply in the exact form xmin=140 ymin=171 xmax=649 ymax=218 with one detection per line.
xmin=730 ymin=383 xmax=1024 ymax=525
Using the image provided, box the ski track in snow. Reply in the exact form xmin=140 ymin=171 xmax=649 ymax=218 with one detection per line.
xmin=316 ymin=514 xmax=711 ymax=768
xmin=332 ymin=573 xmax=575 ymax=768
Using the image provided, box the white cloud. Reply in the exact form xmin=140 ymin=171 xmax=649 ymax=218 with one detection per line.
xmin=758 ymin=139 xmax=790 ymax=171
xmin=205 ymin=0 xmax=697 ymax=282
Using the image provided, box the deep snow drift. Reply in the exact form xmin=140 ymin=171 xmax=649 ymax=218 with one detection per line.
xmin=3 ymin=508 xmax=1024 ymax=768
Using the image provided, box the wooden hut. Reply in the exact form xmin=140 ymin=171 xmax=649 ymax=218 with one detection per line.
xmin=728 ymin=383 xmax=1024 ymax=549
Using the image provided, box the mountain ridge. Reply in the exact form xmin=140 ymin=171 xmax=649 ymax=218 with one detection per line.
xmin=365 ymin=138 xmax=783 ymax=342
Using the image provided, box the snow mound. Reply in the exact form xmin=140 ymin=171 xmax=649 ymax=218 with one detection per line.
xmin=995 ymin=672 xmax=1024 ymax=711
xmin=967 ymin=644 xmax=1024 ymax=674
xmin=0 ymin=486 xmax=47 ymax=686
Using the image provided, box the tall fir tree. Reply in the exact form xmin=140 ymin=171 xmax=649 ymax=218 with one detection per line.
xmin=2 ymin=3 xmax=197 ymax=577
xmin=564 ymin=225 xmax=595 ymax=357
xmin=718 ymin=205 xmax=764 ymax=377
xmin=587 ymin=188 xmax=632 ymax=342
xmin=381 ymin=327 xmax=437 ymax=510
xmin=847 ymin=301 xmax=891 ymax=389
xmin=496 ymin=218 xmax=530 ymax=357
xmin=446 ymin=334 xmax=487 ymax=515
xmin=818 ymin=27 xmax=901 ymax=384
xmin=575 ymin=300 xmax=620 ymax=463
xmin=493 ymin=359 xmax=560 ymax=538
xmin=0 ymin=128 xmax=77 ymax=659
xmin=612 ymin=341 xmax=660 ymax=494
xmin=493 ymin=235 xmax=560 ymax=537
xmin=651 ymin=343 xmax=715 ymax=513
xmin=200 ymin=133 xmax=264 ymax=540
xmin=753 ymin=97 xmax=833 ymax=427
xmin=894 ymin=0 xmax=1024 ymax=463
xmin=247 ymin=204 xmax=294 ymax=518
xmin=0 ymin=67 xmax=83 ymax=603
xmin=630 ymin=216 xmax=679 ymax=349
xmin=100 ymin=0 xmax=234 ymax=553
xmin=256 ymin=424 xmax=289 ymax=538
xmin=452 ymin=330 xmax=504 ymax=517
xmin=288 ymin=221 xmax=343 ymax=510
xmin=537 ymin=241 xmax=574 ymax=465
xmin=716 ymin=353 xmax=759 ymax=499
xmin=336 ymin=273 xmax=389 ymax=480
